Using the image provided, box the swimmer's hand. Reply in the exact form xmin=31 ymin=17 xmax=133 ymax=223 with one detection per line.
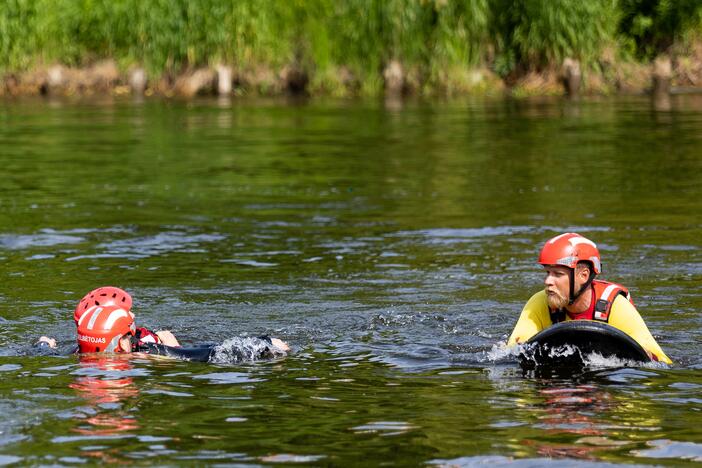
xmin=155 ymin=330 xmax=180 ymax=347
xmin=270 ymin=338 xmax=290 ymax=352
xmin=36 ymin=336 xmax=57 ymax=349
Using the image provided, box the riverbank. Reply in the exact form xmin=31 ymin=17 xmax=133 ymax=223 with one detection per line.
xmin=2 ymin=51 xmax=702 ymax=99
xmin=3 ymin=1 xmax=702 ymax=99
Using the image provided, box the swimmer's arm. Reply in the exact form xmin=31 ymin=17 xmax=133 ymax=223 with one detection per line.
xmin=155 ymin=330 xmax=180 ymax=347
xmin=507 ymin=291 xmax=550 ymax=347
xmin=609 ymin=296 xmax=672 ymax=364
xmin=137 ymin=335 xmax=289 ymax=362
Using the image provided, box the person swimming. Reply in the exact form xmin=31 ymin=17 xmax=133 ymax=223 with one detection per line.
xmin=507 ymin=233 xmax=671 ymax=364
xmin=37 ymin=286 xmax=289 ymax=362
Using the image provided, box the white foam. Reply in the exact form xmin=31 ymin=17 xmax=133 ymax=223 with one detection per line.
xmin=484 ymin=341 xmax=521 ymax=362
xmin=484 ymin=340 xmax=667 ymax=370
xmin=209 ymin=337 xmax=287 ymax=364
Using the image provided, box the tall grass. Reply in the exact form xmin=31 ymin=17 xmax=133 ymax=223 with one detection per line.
xmin=491 ymin=0 xmax=619 ymax=76
xmin=0 ymin=0 xmax=40 ymax=71
xmin=1 ymin=0 xmax=701 ymax=93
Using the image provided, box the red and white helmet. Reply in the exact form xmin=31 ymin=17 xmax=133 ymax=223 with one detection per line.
xmin=74 ymin=287 xmax=133 ymax=324
xmin=76 ymin=304 xmax=135 ymax=353
xmin=538 ymin=232 xmax=601 ymax=274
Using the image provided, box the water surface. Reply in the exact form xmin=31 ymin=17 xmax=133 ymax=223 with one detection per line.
xmin=1 ymin=95 xmax=701 ymax=465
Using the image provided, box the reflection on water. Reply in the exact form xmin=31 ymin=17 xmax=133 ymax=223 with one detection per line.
xmin=518 ymin=382 xmax=655 ymax=461
xmin=69 ymin=355 xmax=140 ymax=437
xmin=0 ymin=96 xmax=701 ymax=464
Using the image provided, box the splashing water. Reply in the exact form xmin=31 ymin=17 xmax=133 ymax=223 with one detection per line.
xmin=512 ymin=341 xmax=668 ymax=370
xmin=209 ymin=337 xmax=287 ymax=364
xmin=484 ymin=341 xmax=521 ymax=363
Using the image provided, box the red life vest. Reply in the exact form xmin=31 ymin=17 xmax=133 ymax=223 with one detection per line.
xmin=132 ymin=327 xmax=161 ymax=351
xmin=549 ymin=279 xmax=632 ymax=324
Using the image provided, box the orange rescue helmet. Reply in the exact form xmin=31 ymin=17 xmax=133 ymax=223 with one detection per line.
xmin=538 ymin=232 xmax=601 ymax=305
xmin=76 ymin=304 xmax=135 ymax=353
xmin=74 ymin=287 xmax=133 ymax=324
xmin=538 ymin=232 xmax=601 ymax=274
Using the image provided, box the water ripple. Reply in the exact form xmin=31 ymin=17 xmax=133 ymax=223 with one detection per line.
xmin=191 ymin=372 xmax=264 ymax=384
xmin=0 ymin=232 xmax=84 ymax=249
xmin=633 ymin=439 xmax=702 ymax=462
xmin=66 ymin=231 xmax=225 ymax=260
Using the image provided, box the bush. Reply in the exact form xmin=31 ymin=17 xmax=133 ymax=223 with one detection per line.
xmin=618 ymin=0 xmax=702 ymax=58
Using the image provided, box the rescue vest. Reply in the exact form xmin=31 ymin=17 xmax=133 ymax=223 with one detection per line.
xmin=132 ymin=327 xmax=161 ymax=351
xmin=549 ymin=280 xmax=632 ymax=324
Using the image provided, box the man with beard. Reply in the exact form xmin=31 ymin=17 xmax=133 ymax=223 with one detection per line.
xmin=507 ymin=233 xmax=671 ymax=364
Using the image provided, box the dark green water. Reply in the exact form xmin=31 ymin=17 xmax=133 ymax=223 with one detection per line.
xmin=1 ymin=95 xmax=701 ymax=466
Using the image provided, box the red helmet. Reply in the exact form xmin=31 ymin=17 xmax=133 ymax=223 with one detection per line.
xmin=76 ymin=304 xmax=135 ymax=353
xmin=74 ymin=287 xmax=133 ymax=324
xmin=538 ymin=233 xmax=601 ymax=274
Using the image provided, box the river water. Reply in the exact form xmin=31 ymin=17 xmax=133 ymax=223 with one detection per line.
xmin=1 ymin=95 xmax=701 ymax=466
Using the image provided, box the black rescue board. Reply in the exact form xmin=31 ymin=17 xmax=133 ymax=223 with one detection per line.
xmin=519 ymin=321 xmax=651 ymax=369
xmin=138 ymin=342 xmax=216 ymax=362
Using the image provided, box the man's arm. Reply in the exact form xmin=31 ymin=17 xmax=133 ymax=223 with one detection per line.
xmin=507 ymin=291 xmax=551 ymax=346
xmin=608 ymin=295 xmax=672 ymax=364
xmin=270 ymin=337 xmax=290 ymax=352
xmin=155 ymin=330 xmax=180 ymax=347
xmin=137 ymin=335 xmax=289 ymax=363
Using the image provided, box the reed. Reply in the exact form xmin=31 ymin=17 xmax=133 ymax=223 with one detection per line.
xmin=1 ymin=0 xmax=702 ymax=94
xmin=490 ymin=0 xmax=619 ymax=76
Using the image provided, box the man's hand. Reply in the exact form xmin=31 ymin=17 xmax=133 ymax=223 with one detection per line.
xmin=270 ymin=337 xmax=290 ymax=352
xmin=155 ymin=330 xmax=180 ymax=347
xmin=37 ymin=336 xmax=57 ymax=349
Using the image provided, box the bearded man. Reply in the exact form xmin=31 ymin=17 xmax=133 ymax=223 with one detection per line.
xmin=507 ymin=233 xmax=671 ymax=364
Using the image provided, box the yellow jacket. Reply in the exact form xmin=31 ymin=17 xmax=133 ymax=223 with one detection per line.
xmin=507 ymin=290 xmax=672 ymax=364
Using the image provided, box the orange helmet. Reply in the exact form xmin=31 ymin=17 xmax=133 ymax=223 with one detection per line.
xmin=74 ymin=287 xmax=133 ymax=324
xmin=539 ymin=233 xmax=601 ymax=305
xmin=538 ymin=233 xmax=601 ymax=274
xmin=76 ymin=305 xmax=135 ymax=353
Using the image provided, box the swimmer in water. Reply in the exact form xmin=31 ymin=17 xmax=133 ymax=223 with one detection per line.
xmin=36 ymin=286 xmax=289 ymax=362
xmin=507 ymin=233 xmax=671 ymax=364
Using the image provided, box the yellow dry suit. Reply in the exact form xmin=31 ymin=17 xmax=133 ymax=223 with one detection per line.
xmin=507 ymin=285 xmax=672 ymax=364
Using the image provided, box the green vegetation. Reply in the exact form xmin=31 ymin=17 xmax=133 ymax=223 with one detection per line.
xmin=1 ymin=0 xmax=702 ymax=95
xmin=491 ymin=0 xmax=618 ymax=76
xmin=619 ymin=0 xmax=702 ymax=57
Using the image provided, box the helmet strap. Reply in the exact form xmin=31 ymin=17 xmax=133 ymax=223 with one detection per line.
xmin=129 ymin=332 xmax=140 ymax=352
xmin=106 ymin=334 xmax=123 ymax=353
xmin=568 ymin=264 xmax=595 ymax=305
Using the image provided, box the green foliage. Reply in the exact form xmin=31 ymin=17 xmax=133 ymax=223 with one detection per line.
xmin=0 ymin=0 xmax=493 ymax=82
xmin=1 ymin=0 xmax=702 ymax=92
xmin=323 ymin=0 xmax=490 ymax=91
xmin=618 ymin=0 xmax=702 ymax=58
xmin=491 ymin=0 xmax=618 ymax=76
xmin=0 ymin=0 xmax=40 ymax=71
